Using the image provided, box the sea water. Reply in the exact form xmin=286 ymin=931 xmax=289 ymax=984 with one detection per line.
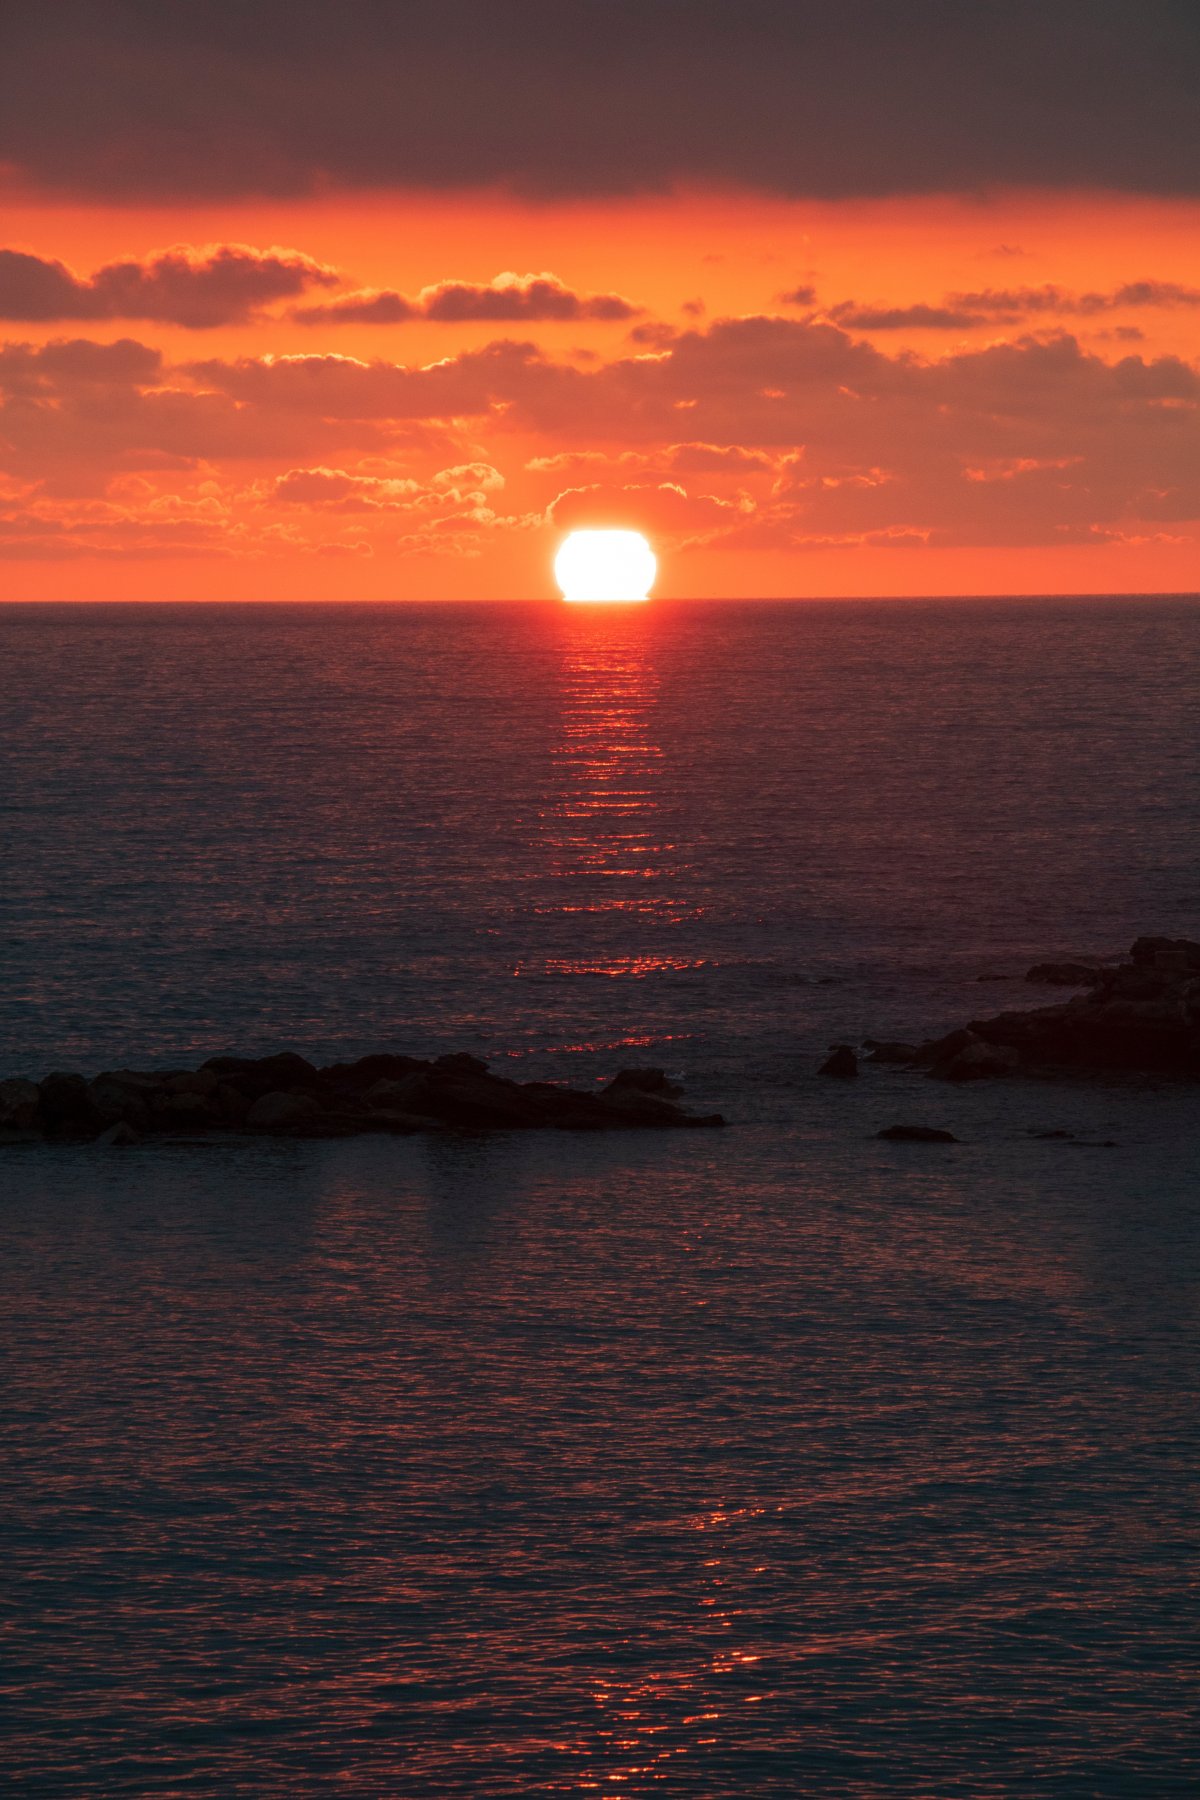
xmin=1 ymin=598 xmax=1198 ymax=1795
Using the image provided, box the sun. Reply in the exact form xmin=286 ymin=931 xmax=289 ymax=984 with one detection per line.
xmin=554 ymin=529 xmax=657 ymax=602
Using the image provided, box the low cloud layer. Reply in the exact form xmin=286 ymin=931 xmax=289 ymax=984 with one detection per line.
xmin=2 ymin=309 xmax=1196 ymax=563
xmin=0 ymin=244 xmax=338 ymax=327
xmin=823 ymin=282 xmax=1200 ymax=332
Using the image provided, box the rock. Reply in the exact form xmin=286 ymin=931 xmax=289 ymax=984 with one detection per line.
xmin=88 ymin=1075 xmax=151 ymax=1132
xmin=364 ymin=1076 xmax=423 ymax=1108
xmin=245 ymin=1090 xmax=318 ymax=1132
xmin=0 ymin=1077 xmax=41 ymax=1130
xmin=1025 ymin=961 xmax=1102 ymax=986
xmin=95 ymin=1120 xmax=140 ymax=1146
xmin=880 ymin=935 xmax=1200 ymax=1083
xmin=421 ymin=1069 xmax=547 ymax=1129
xmin=433 ymin=1052 xmax=490 ymax=1078
xmin=319 ymin=1052 xmax=428 ymax=1092
xmin=598 ymin=1085 xmax=688 ymax=1124
xmin=929 ymin=1037 xmax=1020 ymax=1082
xmin=2 ymin=1048 xmax=726 ymax=1141
xmin=164 ymin=1069 xmax=218 ymax=1097
xmin=605 ymin=1067 xmax=684 ymax=1098
xmin=356 ymin=1109 xmax=443 ymax=1135
xmin=214 ymin=1082 xmax=251 ymax=1124
xmin=254 ymin=1051 xmax=321 ymax=1088
xmin=38 ymin=1072 xmax=100 ymax=1137
xmin=877 ymin=1124 xmax=959 ymax=1143
xmin=153 ymin=1092 xmax=217 ymax=1129
xmin=1130 ymin=935 xmax=1200 ymax=972
xmin=863 ymin=1042 xmax=918 ymax=1064
xmin=818 ymin=1045 xmax=858 ymax=1078
xmin=914 ymin=1027 xmax=977 ymax=1067
xmin=104 ymin=1069 xmax=167 ymax=1093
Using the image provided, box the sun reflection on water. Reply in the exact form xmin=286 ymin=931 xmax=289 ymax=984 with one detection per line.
xmin=521 ymin=612 xmax=700 ymax=982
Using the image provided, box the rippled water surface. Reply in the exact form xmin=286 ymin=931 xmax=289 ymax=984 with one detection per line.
xmin=2 ymin=599 xmax=1199 ymax=1795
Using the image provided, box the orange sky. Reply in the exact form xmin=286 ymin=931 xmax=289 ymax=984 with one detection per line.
xmin=2 ymin=185 xmax=1198 ymax=598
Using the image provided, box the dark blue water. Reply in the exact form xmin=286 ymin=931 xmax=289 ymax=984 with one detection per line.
xmin=1 ymin=599 xmax=1198 ymax=1795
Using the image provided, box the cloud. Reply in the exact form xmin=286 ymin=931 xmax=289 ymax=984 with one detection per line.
xmin=948 ymin=281 xmax=1200 ymax=319
xmin=0 ymin=243 xmax=339 ymax=327
xmin=273 ymin=461 xmax=504 ymax=509
xmin=294 ymin=272 xmax=640 ymax=326
xmin=4 ymin=315 xmax=1197 ymax=549
xmin=830 ymin=302 xmax=987 ymax=331
xmin=0 ymin=336 xmax=164 ymax=393
xmin=3 ymin=3 xmax=1199 ymax=200
xmin=820 ymin=281 xmax=1200 ymax=334
xmin=0 ymin=336 xmax=386 ymax=486
xmin=664 ymin=442 xmax=775 ymax=472
xmin=184 ymin=340 xmax=547 ymax=418
xmin=547 ymin=480 xmax=740 ymax=540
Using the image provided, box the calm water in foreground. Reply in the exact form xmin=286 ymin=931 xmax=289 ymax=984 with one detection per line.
xmin=2 ymin=598 xmax=1198 ymax=1795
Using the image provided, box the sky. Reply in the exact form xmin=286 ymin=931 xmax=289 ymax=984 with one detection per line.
xmin=2 ymin=1 xmax=1198 ymax=600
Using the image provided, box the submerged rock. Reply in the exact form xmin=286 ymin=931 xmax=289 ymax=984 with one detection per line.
xmin=877 ymin=1124 xmax=959 ymax=1143
xmin=818 ymin=1045 xmax=859 ymax=1078
xmin=928 ymin=1035 xmax=1020 ymax=1082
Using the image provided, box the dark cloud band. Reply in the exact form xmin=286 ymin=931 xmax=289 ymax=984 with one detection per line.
xmin=2 ymin=1 xmax=1198 ymax=199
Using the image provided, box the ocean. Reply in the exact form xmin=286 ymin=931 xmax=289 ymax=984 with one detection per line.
xmin=2 ymin=597 xmax=1198 ymax=1795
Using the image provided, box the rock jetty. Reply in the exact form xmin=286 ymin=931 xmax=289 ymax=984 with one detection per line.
xmin=0 ymin=1053 xmax=725 ymax=1144
xmin=867 ymin=936 xmax=1200 ymax=1082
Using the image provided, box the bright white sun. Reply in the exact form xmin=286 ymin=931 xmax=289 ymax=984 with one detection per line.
xmin=554 ymin=529 xmax=657 ymax=602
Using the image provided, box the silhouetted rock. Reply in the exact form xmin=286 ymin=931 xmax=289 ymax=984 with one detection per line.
xmin=1025 ymin=961 xmax=1102 ymax=986
xmin=89 ymin=1075 xmax=151 ymax=1132
xmin=819 ymin=1045 xmax=858 ymax=1078
xmin=246 ymin=1090 xmax=318 ymax=1132
xmin=877 ymin=1124 xmax=959 ymax=1143
xmin=862 ymin=1041 xmax=918 ymax=1063
xmin=914 ymin=1027 xmax=976 ymax=1067
xmin=154 ymin=1092 xmax=217 ymax=1129
xmin=606 ymin=1067 xmax=684 ymax=1098
xmin=0 ymin=1077 xmax=41 ymax=1130
xmin=214 ymin=1083 xmax=251 ymax=1124
xmin=598 ymin=1085 xmax=685 ymax=1124
xmin=1130 ymin=935 xmax=1200 ymax=972
xmin=319 ymin=1052 xmax=427 ymax=1093
xmin=38 ymin=1072 xmax=100 ymax=1137
xmin=433 ymin=1052 xmax=490 ymax=1078
xmin=929 ymin=1035 xmax=1019 ymax=1082
xmin=95 ymin=1120 xmax=140 ymax=1147
xmin=2 ymin=1049 xmax=726 ymax=1143
xmin=164 ymin=1069 xmax=218 ymax=1097
xmin=883 ymin=936 xmax=1200 ymax=1082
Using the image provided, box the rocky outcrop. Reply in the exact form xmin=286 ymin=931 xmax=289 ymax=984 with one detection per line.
xmin=877 ymin=937 xmax=1200 ymax=1082
xmin=0 ymin=1053 xmax=725 ymax=1144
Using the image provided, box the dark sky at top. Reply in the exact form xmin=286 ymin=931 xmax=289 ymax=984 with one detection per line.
xmin=2 ymin=0 xmax=1198 ymax=200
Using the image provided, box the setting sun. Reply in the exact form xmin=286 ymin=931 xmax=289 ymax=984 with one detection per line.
xmin=554 ymin=530 xmax=657 ymax=603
